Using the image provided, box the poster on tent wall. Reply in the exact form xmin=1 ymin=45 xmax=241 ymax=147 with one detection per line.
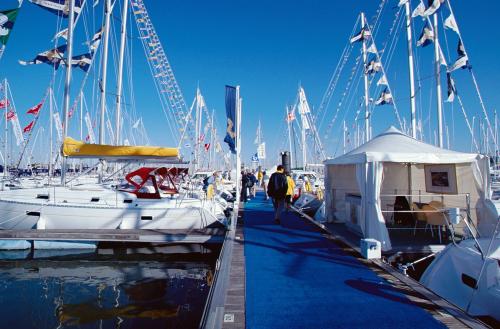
xmin=424 ymin=164 xmax=458 ymax=194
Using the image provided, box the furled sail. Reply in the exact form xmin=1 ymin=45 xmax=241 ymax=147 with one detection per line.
xmin=62 ymin=137 xmax=179 ymax=160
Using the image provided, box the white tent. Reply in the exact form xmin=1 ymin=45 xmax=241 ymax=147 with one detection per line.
xmin=324 ymin=127 xmax=490 ymax=251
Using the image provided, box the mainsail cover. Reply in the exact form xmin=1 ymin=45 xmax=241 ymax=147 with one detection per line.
xmin=62 ymin=137 xmax=179 ymax=160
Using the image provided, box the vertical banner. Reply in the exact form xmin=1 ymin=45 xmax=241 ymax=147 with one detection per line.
xmin=257 ymin=142 xmax=266 ymax=159
xmin=224 ymin=85 xmax=237 ymax=154
xmin=84 ymin=112 xmax=96 ymax=143
xmin=0 ymin=7 xmax=20 ymax=60
xmin=53 ymin=112 xmax=63 ymax=143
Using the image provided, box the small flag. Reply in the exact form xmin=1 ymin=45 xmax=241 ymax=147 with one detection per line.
xmin=377 ymin=74 xmax=388 ymax=86
xmin=423 ymin=0 xmax=444 ymax=17
xmin=398 ymin=0 xmax=408 ymax=6
xmin=416 ymin=23 xmax=434 ymax=47
xmin=448 ymin=40 xmax=470 ymax=72
xmin=446 ymin=73 xmax=456 ymax=103
xmin=0 ymin=99 xmax=9 ymax=109
xmin=251 ymin=153 xmax=259 ymax=162
xmin=132 ymin=117 xmax=141 ymax=129
xmin=0 ymin=8 xmax=21 ymax=60
xmin=204 ymin=143 xmax=210 ymax=151
xmin=366 ymin=43 xmax=377 ymax=54
xmin=286 ymin=109 xmax=295 ymax=122
xmin=365 ymin=57 xmax=382 ymax=75
xmin=444 ymin=13 xmax=459 ymax=34
xmin=6 ymin=110 xmax=15 ymax=120
xmin=53 ymin=27 xmax=68 ymax=40
xmin=88 ymin=27 xmax=102 ymax=52
xmin=19 ymin=44 xmax=67 ymax=69
xmin=411 ymin=2 xmax=425 ymax=17
xmin=375 ymin=88 xmax=393 ymax=106
xmin=29 ymin=0 xmax=85 ymax=18
xmin=23 ymin=120 xmax=34 ymax=133
xmin=71 ymin=52 xmax=93 ymax=72
xmin=350 ymin=27 xmax=371 ymax=44
xmin=198 ymin=133 xmax=205 ymax=142
xmin=27 ymin=102 xmax=43 ymax=115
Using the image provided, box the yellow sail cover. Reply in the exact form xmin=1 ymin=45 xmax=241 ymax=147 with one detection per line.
xmin=62 ymin=137 xmax=179 ymax=160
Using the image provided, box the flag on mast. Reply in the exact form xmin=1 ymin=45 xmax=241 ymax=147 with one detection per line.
xmin=444 ymin=13 xmax=459 ymax=34
xmin=23 ymin=120 xmax=34 ymax=133
xmin=27 ymin=102 xmax=43 ymax=115
xmin=29 ymin=0 xmax=85 ymax=18
xmin=446 ymin=73 xmax=456 ymax=103
xmin=224 ymin=85 xmax=237 ymax=154
xmin=0 ymin=99 xmax=9 ymax=109
xmin=416 ymin=23 xmax=434 ymax=47
xmin=375 ymin=88 xmax=393 ymax=105
xmin=19 ymin=44 xmax=67 ymax=69
xmin=0 ymin=7 xmax=21 ymax=60
xmin=448 ymin=40 xmax=470 ymax=72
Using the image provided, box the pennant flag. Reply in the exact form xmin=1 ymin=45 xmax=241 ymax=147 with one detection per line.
xmin=350 ymin=27 xmax=371 ymax=44
xmin=444 ymin=13 xmax=459 ymax=34
xmin=29 ymin=0 xmax=85 ymax=18
xmin=0 ymin=99 xmax=9 ymax=109
xmin=375 ymin=88 xmax=393 ymax=105
xmin=6 ymin=110 xmax=15 ymax=120
xmin=215 ymin=141 xmax=222 ymax=153
xmin=365 ymin=57 xmax=382 ymax=75
xmin=448 ymin=40 xmax=470 ymax=72
xmin=198 ymin=133 xmax=205 ymax=143
xmin=19 ymin=44 xmax=67 ymax=69
xmin=411 ymin=2 xmax=425 ymax=17
xmin=27 ymin=102 xmax=43 ymax=115
xmin=257 ymin=142 xmax=266 ymax=160
xmin=88 ymin=27 xmax=102 ymax=52
xmin=446 ymin=73 xmax=456 ymax=103
xmin=71 ymin=52 xmax=92 ymax=72
xmin=367 ymin=43 xmax=377 ymax=54
xmin=251 ymin=153 xmax=259 ymax=162
xmin=376 ymin=74 xmax=388 ymax=86
xmin=398 ymin=0 xmax=408 ymax=6
xmin=439 ymin=45 xmax=447 ymax=66
xmin=23 ymin=120 xmax=34 ymax=133
xmin=423 ymin=0 xmax=444 ymax=17
xmin=224 ymin=85 xmax=237 ymax=154
xmin=53 ymin=27 xmax=68 ymax=40
xmin=416 ymin=23 xmax=434 ymax=47
xmin=132 ymin=117 xmax=141 ymax=129
xmin=204 ymin=143 xmax=210 ymax=151
xmin=0 ymin=8 xmax=20 ymax=59
xmin=286 ymin=108 xmax=296 ymax=122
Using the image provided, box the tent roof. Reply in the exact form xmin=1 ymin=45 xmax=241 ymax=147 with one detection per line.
xmin=325 ymin=126 xmax=484 ymax=165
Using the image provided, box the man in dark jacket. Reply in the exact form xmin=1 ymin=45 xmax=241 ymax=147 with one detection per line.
xmin=267 ymin=165 xmax=288 ymax=224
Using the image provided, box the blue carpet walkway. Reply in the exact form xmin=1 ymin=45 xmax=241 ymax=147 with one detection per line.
xmin=244 ymin=193 xmax=446 ymax=329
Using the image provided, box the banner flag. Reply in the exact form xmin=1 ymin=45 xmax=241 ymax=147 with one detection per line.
xmin=224 ymin=85 xmax=237 ymax=154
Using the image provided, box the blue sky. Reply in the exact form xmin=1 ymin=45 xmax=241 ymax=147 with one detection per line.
xmin=1 ymin=0 xmax=499 ymax=167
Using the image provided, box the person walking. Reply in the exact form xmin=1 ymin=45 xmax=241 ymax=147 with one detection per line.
xmin=262 ymin=171 xmax=270 ymax=200
xmin=240 ymin=170 xmax=249 ymax=202
xmin=267 ymin=165 xmax=288 ymax=224
xmin=285 ymin=172 xmax=295 ymax=209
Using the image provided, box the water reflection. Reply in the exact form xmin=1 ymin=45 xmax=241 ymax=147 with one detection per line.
xmin=0 ymin=250 xmax=216 ymax=328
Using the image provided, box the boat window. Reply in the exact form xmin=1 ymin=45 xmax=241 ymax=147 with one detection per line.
xmin=123 ymin=199 xmax=133 ymax=204
xmin=461 ymin=273 xmax=477 ymax=289
xmin=36 ymin=194 xmax=49 ymax=200
xmin=141 ymin=216 xmax=153 ymax=221
xmin=91 ymin=197 xmax=100 ymax=202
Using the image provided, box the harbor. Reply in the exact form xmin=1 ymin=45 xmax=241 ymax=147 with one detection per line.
xmin=0 ymin=0 xmax=499 ymax=328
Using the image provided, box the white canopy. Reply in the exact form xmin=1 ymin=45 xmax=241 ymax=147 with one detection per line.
xmin=325 ymin=126 xmax=484 ymax=165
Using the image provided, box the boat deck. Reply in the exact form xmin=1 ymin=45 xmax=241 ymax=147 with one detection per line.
xmin=206 ymin=192 xmax=487 ymax=329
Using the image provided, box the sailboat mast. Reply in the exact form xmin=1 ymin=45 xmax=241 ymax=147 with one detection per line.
xmin=194 ymin=87 xmax=201 ymax=171
xmin=115 ymin=0 xmax=129 ymax=146
xmin=3 ymin=78 xmax=7 ymax=179
xmin=361 ymin=12 xmax=370 ymax=142
xmin=99 ymin=0 xmax=112 ymax=146
xmin=61 ymin=0 xmax=76 ymax=186
xmin=49 ymin=87 xmax=53 ymax=178
xmin=404 ymin=1 xmax=417 ymax=138
xmin=433 ymin=14 xmax=444 ymax=147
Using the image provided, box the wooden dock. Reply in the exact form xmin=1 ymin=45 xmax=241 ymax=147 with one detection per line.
xmin=0 ymin=228 xmax=225 ymax=244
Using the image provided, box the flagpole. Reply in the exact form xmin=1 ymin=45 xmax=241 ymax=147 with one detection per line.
xmin=361 ymin=12 xmax=370 ymax=142
xmin=235 ymin=86 xmax=242 ymax=216
xmin=98 ymin=0 xmax=112 ymax=183
xmin=115 ymin=0 xmax=128 ymax=146
xmin=433 ymin=13 xmax=444 ymax=148
xmin=61 ymin=0 xmax=75 ymax=186
xmin=404 ymin=0 xmax=417 ymax=139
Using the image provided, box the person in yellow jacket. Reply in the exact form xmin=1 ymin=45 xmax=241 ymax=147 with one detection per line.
xmin=285 ymin=172 xmax=295 ymax=209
